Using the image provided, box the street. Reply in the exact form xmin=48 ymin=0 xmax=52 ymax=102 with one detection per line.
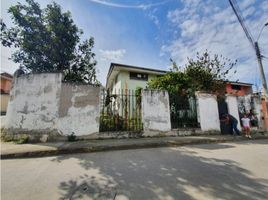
xmin=1 ymin=140 xmax=268 ymax=200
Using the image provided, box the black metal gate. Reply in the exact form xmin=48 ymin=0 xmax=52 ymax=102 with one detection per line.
xmin=217 ymin=97 xmax=232 ymax=134
xmin=99 ymin=89 xmax=143 ymax=132
xmin=169 ymin=94 xmax=199 ymax=129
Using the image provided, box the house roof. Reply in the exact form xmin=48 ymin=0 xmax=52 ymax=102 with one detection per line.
xmin=106 ymin=62 xmax=253 ymax=88
xmin=0 ymin=72 xmax=13 ymax=80
xmin=225 ymin=81 xmax=253 ymax=87
xmin=106 ymin=63 xmax=167 ymax=88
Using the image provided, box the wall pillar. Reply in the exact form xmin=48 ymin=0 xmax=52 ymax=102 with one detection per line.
xmin=261 ymin=96 xmax=268 ymax=131
xmin=226 ymin=95 xmax=241 ymax=130
xmin=195 ymin=92 xmax=220 ymax=132
xmin=142 ymin=90 xmax=171 ymax=135
xmin=252 ymin=95 xmax=263 ymax=130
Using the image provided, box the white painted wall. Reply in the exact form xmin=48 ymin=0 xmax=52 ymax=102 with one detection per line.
xmin=57 ymin=84 xmax=100 ymax=136
xmin=5 ymin=73 xmax=101 ymax=136
xmin=252 ymin=95 xmax=263 ymax=129
xmin=196 ymin=92 xmax=221 ymax=132
xmin=142 ymin=90 xmax=171 ymax=132
xmin=6 ymin=73 xmax=62 ymax=131
xmin=226 ymin=95 xmax=241 ymax=130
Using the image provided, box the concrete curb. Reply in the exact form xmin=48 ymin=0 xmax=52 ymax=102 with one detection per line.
xmin=1 ymin=135 xmax=268 ymax=159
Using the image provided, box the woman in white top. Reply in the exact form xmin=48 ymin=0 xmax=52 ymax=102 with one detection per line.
xmin=241 ymin=114 xmax=251 ymax=138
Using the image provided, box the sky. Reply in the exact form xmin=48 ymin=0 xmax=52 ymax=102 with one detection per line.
xmin=1 ymin=0 xmax=268 ymax=91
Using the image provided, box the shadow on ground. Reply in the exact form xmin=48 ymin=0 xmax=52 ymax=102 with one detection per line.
xmin=50 ymin=140 xmax=268 ymax=200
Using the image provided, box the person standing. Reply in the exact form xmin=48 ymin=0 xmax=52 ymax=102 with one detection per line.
xmin=241 ymin=114 xmax=251 ymax=138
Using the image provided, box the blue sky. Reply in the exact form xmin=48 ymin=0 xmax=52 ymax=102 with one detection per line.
xmin=1 ymin=0 xmax=268 ymax=90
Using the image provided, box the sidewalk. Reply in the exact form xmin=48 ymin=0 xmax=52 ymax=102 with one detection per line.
xmin=1 ymin=133 xmax=268 ymax=159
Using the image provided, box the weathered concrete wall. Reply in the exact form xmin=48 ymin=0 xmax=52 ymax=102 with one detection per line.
xmin=226 ymin=95 xmax=241 ymax=130
xmin=142 ymin=90 xmax=171 ymax=135
xmin=252 ymin=95 xmax=263 ymax=129
xmin=57 ymin=83 xmax=100 ymax=136
xmin=5 ymin=73 xmax=101 ymax=138
xmin=196 ymin=92 xmax=221 ymax=132
xmin=5 ymin=73 xmax=62 ymax=133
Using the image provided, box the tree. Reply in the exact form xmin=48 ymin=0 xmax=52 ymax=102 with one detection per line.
xmin=1 ymin=0 xmax=98 ymax=84
xmin=148 ymin=50 xmax=237 ymax=96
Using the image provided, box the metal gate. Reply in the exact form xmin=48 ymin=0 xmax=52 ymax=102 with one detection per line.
xmin=217 ymin=97 xmax=232 ymax=134
xmin=99 ymin=89 xmax=143 ymax=132
xmin=169 ymin=94 xmax=199 ymax=129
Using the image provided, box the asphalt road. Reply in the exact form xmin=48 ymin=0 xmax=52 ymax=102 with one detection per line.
xmin=1 ymin=140 xmax=268 ymax=200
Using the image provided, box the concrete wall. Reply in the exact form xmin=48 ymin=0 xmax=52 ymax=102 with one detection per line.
xmin=252 ymin=95 xmax=263 ymax=129
xmin=226 ymin=95 xmax=241 ymax=130
xmin=142 ymin=90 xmax=171 ymax=135
xmin=5 ymin=73 xmax=101 ymax=138
xmin=196 ymin=92 xmax=220 ymax=132
xmin=57 ymin=83 xmax=100 ymax=136
xmin=6 ymin=73 xmax=62 ymax=133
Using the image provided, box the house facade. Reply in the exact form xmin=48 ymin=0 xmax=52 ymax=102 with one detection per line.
xmin=106 ymin=63 xmax=166 ymax=93
xmin=106 ymin=63 xmax=253 ymax=96
xmin=225 ymin=81 xmax=253 ymax=96
xmin=1 ymin=72 xmax=13 ymax=115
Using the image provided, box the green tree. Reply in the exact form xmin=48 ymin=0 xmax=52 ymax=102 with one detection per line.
xmin=148 ymin=50 xmax=237 ymax=96
xmin=1 ymin=0 xmax=98 ymax=84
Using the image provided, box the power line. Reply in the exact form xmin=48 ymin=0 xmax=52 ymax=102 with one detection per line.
xmin=229 ymin=0 xmax=255 ymax=49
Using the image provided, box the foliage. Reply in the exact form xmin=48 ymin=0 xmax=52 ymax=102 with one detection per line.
xmin=135 ymin=87 xmax=142 ymax=109
xmin=99 ymin=114 xmax=142 ymax=132
xmin=1 ymin=133 xmax=29 ymax=144
xmin=0 ymin=0 xmax=98 ymax=84
xmin=149 ymin=50 xmax=237 ymax=96
xmin=67 ymin=132 xmax=77 ymax=142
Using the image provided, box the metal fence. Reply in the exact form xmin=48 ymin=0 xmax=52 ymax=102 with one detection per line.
xmin=99 ymin=89 xmax=143 ymax=132
xmin=169 ymin=94 xmax=199 ymax=128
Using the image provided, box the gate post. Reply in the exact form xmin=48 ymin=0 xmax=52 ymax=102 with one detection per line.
xmin=195 ymin=92 xmax=221 ymax=132
xmin=142 ymin=90 xmax=171 ymax=136
xmin=225 ymin=94 xmax=241 ymax=130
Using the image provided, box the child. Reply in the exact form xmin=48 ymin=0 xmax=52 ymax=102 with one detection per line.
xmin=241 ymin=114 xmax=251 ymax=138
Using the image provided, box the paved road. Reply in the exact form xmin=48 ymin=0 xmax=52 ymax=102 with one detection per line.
xmin=2 ymin=140 xmax=268 ymax=200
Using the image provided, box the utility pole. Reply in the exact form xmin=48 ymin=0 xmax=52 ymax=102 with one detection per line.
xmin=228 ymin=0 xmax=268 ymax=96
xmin=255 ymin=42 xmax=268 ymax=96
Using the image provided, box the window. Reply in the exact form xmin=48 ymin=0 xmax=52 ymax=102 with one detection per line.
xmin=231 ymin=84 xmax=241 ymax=90
xmin=129 ymin=72 xmax=148 ymax=81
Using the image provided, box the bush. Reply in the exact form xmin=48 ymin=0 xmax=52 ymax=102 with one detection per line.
xmin=67 ymin=132 xmax=77 ymax=142
xmin=1 ymin=133 xmax=29 ymax=144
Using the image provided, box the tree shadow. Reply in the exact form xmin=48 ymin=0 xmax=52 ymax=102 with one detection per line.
xmin=52 ymin=146 xmax=268 ymax=200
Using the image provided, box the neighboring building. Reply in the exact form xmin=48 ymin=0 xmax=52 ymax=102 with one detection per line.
xmin=1 ymin=72 xmax=13 ymax=115
xmin=225 ymin=81 xmax=253 ymax=96
xmin=106 ymin=63 xmax=166 ymax=92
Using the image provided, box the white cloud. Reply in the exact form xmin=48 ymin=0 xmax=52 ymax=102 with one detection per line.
xmin=162 ymin=0 xmax=268 ymax=91
xmin=88 ymin=0 xmax=170 ymax=10
xmin=99 ymin=49 xmax=126 ymax=62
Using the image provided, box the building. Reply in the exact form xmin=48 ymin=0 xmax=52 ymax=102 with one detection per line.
xmin=225 ymin=81 xmax=253 ymax=96
xmin=1 ymin=72 xmax=13 ymax=115
xmin=106 ymin=63 xmax=253 ymax=96
xmin=106 ymin=63 xmax=166 ymax=93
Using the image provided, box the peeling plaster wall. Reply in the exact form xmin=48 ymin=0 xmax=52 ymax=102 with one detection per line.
xmin=226 ymin=95 xmax=241 ymax=130
xmin=196 ymin=92 xmax=220 ymax=132
xmin=142 ymin=90 xmax=171 ymax=133
xmin=57 ymin=83 xmax=100 ymax=136
xmin=5 ymin=73 xmax=62 ymax=132
xmin=5 ymin=73 xmax=101 ymax=137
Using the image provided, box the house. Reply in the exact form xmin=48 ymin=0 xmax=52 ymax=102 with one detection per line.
xmin=225 ymin=81 xmax=253 ymax=96
xmin=106 ymin=63 xmax=166 ymax=93
xmin=1 ymin=72 xmax=13 ymax=115
xmin=106 ymin=63 xmax=253 ymax=96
